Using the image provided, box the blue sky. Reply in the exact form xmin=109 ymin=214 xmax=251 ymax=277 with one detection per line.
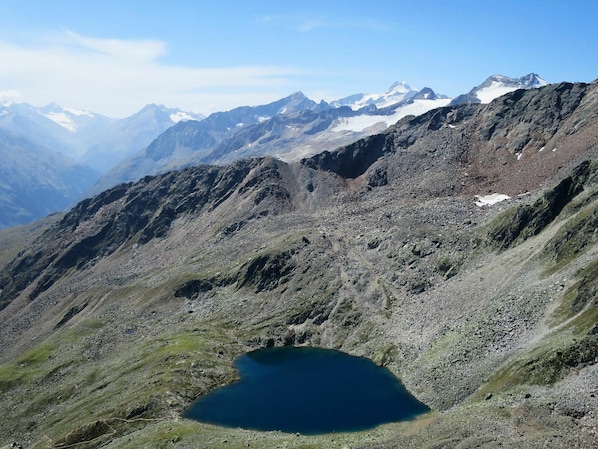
xmin=0 ymin=0 xmax=596 ymax=117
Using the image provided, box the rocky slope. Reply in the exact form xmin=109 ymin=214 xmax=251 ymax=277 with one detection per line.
xmin=0 ymin=80 xmax=597 ymax=448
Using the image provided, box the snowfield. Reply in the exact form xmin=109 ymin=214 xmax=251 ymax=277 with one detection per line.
xmin=169 ymin=111 xmax=196 ymax=123
xmin=40 ymin=107 xmax=94 ymax=132
xmin=476 ymin=81 xmax=522 ymax=104
xmin=41 ymin=111 xmax=79 ymax=132
xmin=332 ymin=98 xmax=451 ymax=133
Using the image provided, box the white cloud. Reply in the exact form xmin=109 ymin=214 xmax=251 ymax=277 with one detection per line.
xmin=64 ymin=30 xmax=166 ymax=62
xmin=0 ymin=89 xmax=21 ymax=101
xmin=0 ymin=31 xmax=300 ymax=117
xmin=299 ymin=20 xmax=324 ymax=32
xmin=255 ymin=13 xmax=391 ymax=33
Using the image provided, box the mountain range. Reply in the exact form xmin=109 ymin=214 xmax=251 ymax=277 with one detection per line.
xmin=0 ymin=77 xmax=596 ymax=448
xmin=0 ymin=102 xmax=204 ymax=227
xmin=1 ymin=73 xmax=548 ymax=228
xmin=0 ymin=100 xmax=205 ymax=172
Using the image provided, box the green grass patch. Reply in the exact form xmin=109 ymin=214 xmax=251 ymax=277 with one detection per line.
xmin=40 ymin=320 xmax=242 ymax=447
xmin=0 ymin=342 xmax=57 ymax=389
xmin=61 ymin=317 xmax=107 ymax=342
xmin=547 ymin=259 xmax=598 ymax=327
xmin=541 ymin=200 xmax=598 ymax=276
xmin=477 ymin=307 xmax=598 ymax=397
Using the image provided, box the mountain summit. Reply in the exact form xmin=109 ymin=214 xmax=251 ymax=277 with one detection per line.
xmin=450 ymin=73 xmax=548 ymax=105
xmin=331 ymin=81 xmax=420 ymax=110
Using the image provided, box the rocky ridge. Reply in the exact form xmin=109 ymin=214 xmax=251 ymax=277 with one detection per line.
xmin=0 ymin=80 xmax=597 ymax=448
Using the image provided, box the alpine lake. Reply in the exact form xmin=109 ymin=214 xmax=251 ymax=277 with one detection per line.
xmin=183 ymin=346 xmax=429 ymax=435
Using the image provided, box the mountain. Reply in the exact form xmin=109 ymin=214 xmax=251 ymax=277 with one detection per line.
xmin=80 ymin=104 xmax=204 ymax=173
xmin=86 ymin=92 xmax=329 ymax=195
xmin=0 ymin=100 xmax=97 ymax=157
xmin=0 ymin=79 xmax=597 ymax=448
xmin=90 ymin=86 xmax=453 ymax=194
xmin=0 ymin=101 xmax=204 ymax=228
xmin=331 ymin=81 xmax=421 ymax=110
xmin=450 ymin=73 xmax=548 ymax=105
xmin=329 ymin=86 xmax=452 ymax=135
xmin=0 ymin=128 xmax=98 ymax=228
xmin=0 ymin=74 xmax=549 ymax=229
xmin=0 ymin=100 xmax=204 ymax=172
xmin=36 ymin=103 xmax=114 ymax=135
xmin=332 ymin=81 xmax=451 ymax=109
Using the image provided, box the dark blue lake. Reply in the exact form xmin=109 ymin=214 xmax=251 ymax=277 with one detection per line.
xmin=182 ymin=346 xmax=429 ymax=434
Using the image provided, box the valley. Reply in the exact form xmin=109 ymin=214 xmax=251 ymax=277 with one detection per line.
xmin=0 ymin=80 xmax=597 ymax=448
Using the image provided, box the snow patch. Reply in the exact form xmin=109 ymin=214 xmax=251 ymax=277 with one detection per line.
xmin=475 ymin=193 xmax=511 ymax=207
xmin=476 ymin=82 xmax=519 ymax=104
xmin=169 ymin=111 xmax=195 ymax=123
xmin=331 ymin=98 xmax=451 ymax=133
xmin=41 ymin=112 xmax=78 ymax=132
xmin=39 ymin=106 xmax=93 ymax=131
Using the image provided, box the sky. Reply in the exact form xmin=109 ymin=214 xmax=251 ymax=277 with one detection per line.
xmin=0 ymin=0 xmax=596 ymax=118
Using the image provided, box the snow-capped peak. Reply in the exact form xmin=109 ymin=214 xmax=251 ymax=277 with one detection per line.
xmin=134 ymin=104 xmax=204 ymax=123
xmin=386 ymin=81 xmax=417 ymax=95
xmin=481 ymin=73 xmax=547 ymax=90
xmin=332 ymin=81 xmax=420 ymax=111
xmin=476 ymin=73 xmax=548 ymax=103
xmin=450 ymin=73 xmax=549 ymax=106
xmin=37 ymin=103 xmax=95 ymax=132
xmin=519 ymin=73 xmax=548 ymax=88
